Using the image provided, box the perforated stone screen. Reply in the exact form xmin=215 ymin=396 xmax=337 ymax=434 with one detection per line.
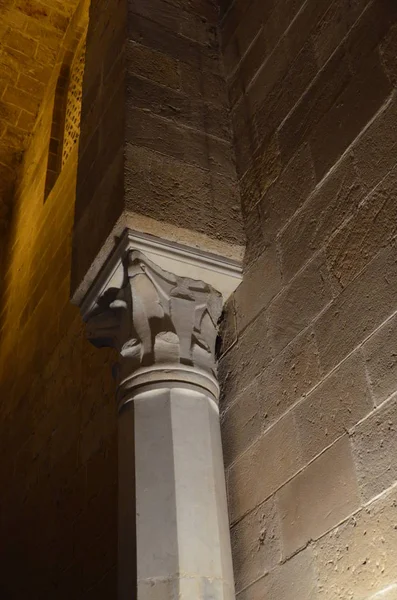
xmin=62 ymin=38 xmax=85 ymax=167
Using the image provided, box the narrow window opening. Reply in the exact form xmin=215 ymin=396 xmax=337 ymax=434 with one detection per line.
xmin=44 ymin=36 xmax=86 ymax=202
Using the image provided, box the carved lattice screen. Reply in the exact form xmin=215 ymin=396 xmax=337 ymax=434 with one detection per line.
xmin=62 ymin=38 xmax=86 ymax=167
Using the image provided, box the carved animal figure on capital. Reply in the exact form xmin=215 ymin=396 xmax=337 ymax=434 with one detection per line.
xmin=85 ymin=250 xmax=222 ymax=378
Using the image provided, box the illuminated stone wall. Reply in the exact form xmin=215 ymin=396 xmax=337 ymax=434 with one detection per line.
xmin=71 ymin=0 xmax=245 ymax=300
xmin=0 ymin=2 xmax=117 ymax=597
xmin=219 ymin=0 xmax=397 ymax=598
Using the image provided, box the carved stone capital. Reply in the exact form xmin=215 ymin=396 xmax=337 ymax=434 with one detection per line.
xmin=85 ymin=249 xmax=223 ymax=402
xmin=81 ymin=230 xmax=242 ymax=405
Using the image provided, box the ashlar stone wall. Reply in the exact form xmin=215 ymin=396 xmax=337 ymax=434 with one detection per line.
xmin=0 ymin=2 xmax=117 ymax=597
xmin=218 ymin=0 xmax=397 ymax=598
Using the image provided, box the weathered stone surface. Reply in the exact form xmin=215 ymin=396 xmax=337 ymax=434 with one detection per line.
xmin=295 ymin=351 xmax=373 ymax=462
xmin=278 ymin=43 xmax=351 ymax=165
xmin=277 ymin=436 xmax=360 ymax=557
xmin=268 ymin=254 xmax=333 ymax=355
xmin=279 ymin=154 xmax=363 ymax=282
xmin=310 ymin=51 xmax=392 ymax=181
xmin=353 ymin=93 xmax=397 ymax=193
xmin=124 ymin=144 xmax=244 ymax=247
xmin=260 ymin=143 xmax=316 ymax=242
xmin=315 ymin=242 xmax=397 ymax=374
xmin=363 ymin=312 xmax=397 ymax=405
xmin=228 ymin=412 xmax=303 ymax=523
xmin=380 ymin=23 xmax=397 ymax=84
xmin=312 ymin=0 xmax=368 ymax=68
xmin=257 ymin=328 xmax=322 ymax=431
xmin=231 ymin=496 xmax=282 ymax=592
xmin=126 ymin=107 xmax=236 ymax=179
xmin=126 ymin=40 xmax=181 ymax=89
xmin=234 ymin=245 xmax=282 ymax=332
xmin=314 ymin=486 xmax=397 ymax=600
xmin=237 ymin=547 xmax=319 ymax=600
xmin=219 ymin=309 xmax=272 ymax=411
xmin=127 ymin=73 xmax=232 ymax=140
xmin=239 ymin=134 xmax=281 ymax=211
xmin=221 ymin=378 xmax=262 ymax=468
xmin=253 ymin=41 xmax=318 ymax=146
xmin=326 ymin=163 xmax=397 ymax=289
xmin=352 ymin=394 xmax=397 ymax=503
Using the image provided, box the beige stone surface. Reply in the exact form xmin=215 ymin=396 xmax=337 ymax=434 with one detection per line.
xmin=315 ymin=242 xmax=397 ymax=374
xmin=228 ymin=412 xmax=303 ymax=523
xmin=237 ymin=547 xmax=319 ymax=600
xmin=234 ymin=244 xmax=282 ymax=332
xmin=295 ymin=351 xmax=373 ymax=462
xmin=257 ymin=328 xmax=323 ymax=430
xmin=219 ymin=308 xmax=273 ymax=411
xmin=352 ymin=394 xmax=397 ymax=503
xmin=268 ymin=253 xmax=333 ymax=355
xmin=277 ymin=436 xmax=360 ymax=557
xmin=279 ymin=153 xmax=363 ymax=282
xmin=231 ymin=496 xmax=281 ymax=592
xmin=221 ymin=378 xmax=262 ymax=468
xmin=363 ymin=312 xmax=397 ymax=405
xmin=314 ymin=486 xmax=397 ymax=600
xmin=326 ymin=163 xmax=397 ymax=290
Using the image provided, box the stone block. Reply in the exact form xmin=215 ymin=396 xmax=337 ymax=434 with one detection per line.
xmin=219 ymin=308 xmax=272 ymax=411
xmin=315 ymin=241 xmax=397 ymax=374
xmin=295 ymin=351 xmax=373 ymax=463
xmin=279 ymin=153 xmax=362 ymax=282
xmin=310 ymin=51 xmax=392 ymax=181
xmin=277 ymin=436 xmax=360 ymax=557
xmin=285 ymin=0 xmax=329 ymax=60
xmin=312 ymin=0 xmax=369 ymax=69
xmin=278 ymin=43 xmax=351 ymax=164
xmin=125 ymin=107 xmax=236 ymax=179
xmin=124 ymin=144 xmax=243 ymax=247
xmin=380 ymin=23 xmax=397 ymax=84
xmin=256 ymin=328 xmax=322 ymax=430
xmin=353 ymin=93 xmax=397 ymax=193
xmin=234 ymin=245 xmax=282 ymax=332
xmin=260 ymin=143 xmax=316 ymax=242
xmin=231 ymin=496 xmax=282 ymax=592
xmin=228 ymin=412 xmax=303 ymax=523
xmin=326 ymin=163 xmax=397 ymax=289
xmin=240 ymin=134 xmax=281 ymax=210
xmin=314 ymin=485 xmax=397 ymax=600
xmin=352 ymin=394 xmax=397 ymax=503
xmin=126 ymin=73 xmax=232 ymax=141
xmin=268 ymin=253 xmax=333 ymax=355
xmin=180 ymin=63 xmax=229 ymax=108
xmin=126 ymin=40 xmax=180 ymax=90
xmin=247 ymin=37 xmax=290 ymax=121
xmin=221 ymin=378 xmax=262 ymax=468
xmin=253 ymin=41 xmax=318 ymax=147
xmin=237 ymin=546 xmax=319 ymax=600
xmin=128 ymin=14 xmax=220 ymax=75
xmin=363 ymin=312 xmax=397 ymax=405
xmin=231 ymin=98 xmax=255 ymax=179
xmin=347 ymin=0 xmax=397 ymax=72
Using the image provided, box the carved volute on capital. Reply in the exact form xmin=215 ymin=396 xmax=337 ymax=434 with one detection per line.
xmin=85 ymin=250 xmax=223 ymax=402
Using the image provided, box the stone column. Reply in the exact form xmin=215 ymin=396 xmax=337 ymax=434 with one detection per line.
xmin=80 ymin=230 xmax=240 ymax=600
